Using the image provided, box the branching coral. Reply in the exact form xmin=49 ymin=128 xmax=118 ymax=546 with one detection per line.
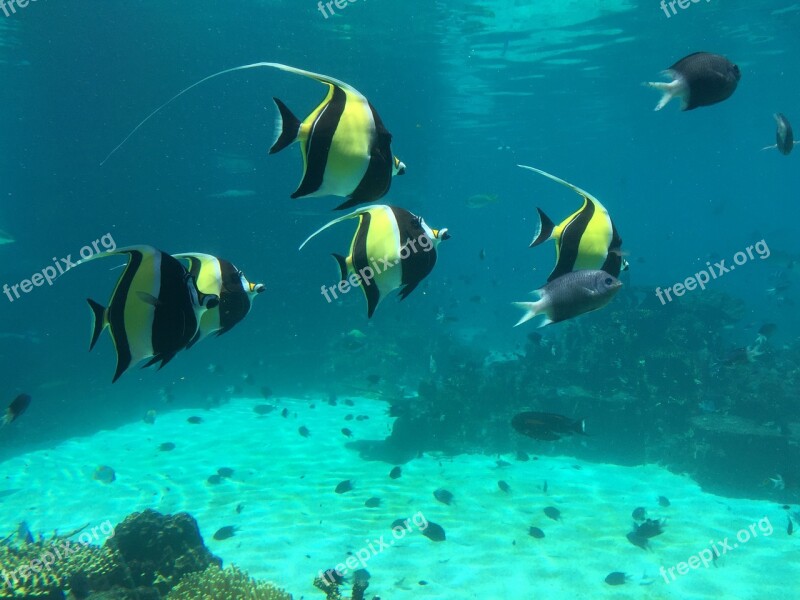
xmin=166 ymin=565 xmax=292 ymax=599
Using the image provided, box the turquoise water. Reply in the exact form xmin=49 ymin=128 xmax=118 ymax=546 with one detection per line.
xmin=1 ymin=1 xmax=799 ymax=597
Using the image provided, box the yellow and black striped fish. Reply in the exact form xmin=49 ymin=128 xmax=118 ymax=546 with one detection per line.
xmin=100 ymin=63 xmax=405 ymax=210
xmin=175 ymin=253 xmax=265 ymax=346
xmin=519 ymin=165 xmax=627 ymax=282
xmin=300 ymin=205 xmax=449 ymax=318
xmin=86 ymin=246 xmax=219 ymax=382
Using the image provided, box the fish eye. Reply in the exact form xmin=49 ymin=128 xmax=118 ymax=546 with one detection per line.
xmin=604 ymin=277 xmax=613 ymax=285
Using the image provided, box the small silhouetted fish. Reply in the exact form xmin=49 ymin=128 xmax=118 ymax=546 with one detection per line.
xmin=515 ymin=450 xmax=529 ymax=462
xmin=344 ymin=398 xmax=355 ymax=406
xmin=647 ymin=52 xmax=740 ymax=111
xmin=434 ymin=489 xmax=454 ymax=505
xmin=253 ymin=404 xmax=275 ymax=415
xmin=187 ymin=416 xmax=203 ymax=424
xmin=421 ymin=521 xmax=446 ymax=542
xmin=495 ymin=459 xmax=511 ymax=468
xmin=94 ymin=466 xmax=116 ymax=484
xmin=341 ymin=428 xmax=353 ymax=438
xmin=391 ymin=518 xmax=408 ymax=530
xmin=281 ymin=408 xmax=289 ymax=418
xmin=3 ymin=393 xmax=31 ymax=425
xmin=143 ymin=410 xmax=156 ymax=424
xmin=335 ymin=480 xmax=353 ymax=494
xmin=356 ymin=415 xmax=369 ymax=421
xmin=543 ymin=507 xmax=561 ymax=521
xmin=213 ymin=526 xmax=237 ymax=541
xmin=159 ymin=442 xmax=176 ymax=451
xmin=498 ymin=480 xmax=511 ymax=493
xmin=788 ymin=516 xmax=794 ymax=535
xmin=632 ymin=507 xmax=647 ymax=521
xmin=658 ymin=496 xmax=670 ymax=507
xmin=17 ymin=521 xmax=33 ymax=544
xmin=260 ymin=386 xmax=273 ymax=399
xmin=511 ymin=411 xmax=585 ymax=441
xmin=528 ymin=526 xmax=545 ymax=539
xmin=207 ymin=474 xmax=222 ymax=485
xmin=217 ymin=467 xmax=234 ymax=478
xmin=479 ymin=248 xmax=486 ymax=260
xmin=367 ymin=375 xmax=381 ymax=385
xmin=389 ymin=466 xmax=402 ymax=479
xmin=419 ymin=580 xmax=428 ymax=586
xmin=299 ymin=426 xmax=310 ymax=438
xmin=235 ymin=503 xmax=244 ymax=514
xmin=605 ymin=572 xmax=628 ymax=586
xmin=344 ymin=414 xmax=354 ymax=421
xmin=774 ymin=113 xmax=794 ymax=155
xmin=759 ymin=323 xmax=777 ymax=338
xmin=627 ymin=532 xmax=649 ymax=550
xmin=365 ymin=497 xmax=381 ymax=508
xmin=542 ymin=480 xmax=548 ymax=494
xmin=635 ymin=518 xmax=665 ymax=539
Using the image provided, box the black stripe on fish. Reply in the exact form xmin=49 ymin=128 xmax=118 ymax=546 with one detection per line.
xmin=550 ymin=197 xmax=595 ymax=281
xmin=292 ymin=85 xmax=347 ymax=199
xmin=149 ymin=255 xmax=199 ymax=370
xmin=217 ymin=259 xmax=251 ymax=334
xmin=600 ymin=221 xmax=624 ymax=276
xmin=337 ymin=102 xmax=394 ymax=210
xmin=393 ymin=208 xmax=437 ymax=300
xmin=107 ymin=249 xmax=143 ymax=382
xmin=351 ymin=212 xmax=381 ymax=318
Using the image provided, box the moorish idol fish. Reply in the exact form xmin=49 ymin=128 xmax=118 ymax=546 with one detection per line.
xmin=100 ymin=62 xmax=406 ymax=210
xmin=86 ymin=246 xmax=219 ymax=382
xmin=174 ymin=253 xmax=265 ymax=346
xmin=519 ymin=165 xmax=627 ymax=282
xmin=299 ymin=205 xmax=450 ymax=318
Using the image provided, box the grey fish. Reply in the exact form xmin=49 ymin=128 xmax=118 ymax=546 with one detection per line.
xmin=514 ymin=270 xmax=622 ymax=327
xmin=647 ymin=52 xmax=740 ymax=111
xmin=217 ymin=467 xmax=234 ymax=478
xmin=774 ymin=113 xmax=794 ymax=155
xmin=213 ymin=526 xmax=238 ymax=540
xmin=434 ymin=489 xmax=454 ymax=505
xmin=421 ymin=521 xmax=446 ymax=542
xmin=335 ymin=480 xmax=353 ymax=494
xmin=605 ymin=572 xmax=628 ymax=586
xmin=389 ymin=466 xmax=402 ymax=479
xmin=543 ymin=506 xmax=561 ymax=521
xmin=365 ymin=497 xmax=381 ymax=508
xmin=158 ymin=442 xmax=176 ymax=451
xmin=498 ymin=480 xmax=511 ymax=493
xmin=658 ymin=496 xmax=670 ymax=507
xmin=528 ymin=526 xmax=545 ymax=539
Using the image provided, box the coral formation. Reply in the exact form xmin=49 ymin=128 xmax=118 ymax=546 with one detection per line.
xmin=166 ymin=565 xmax=292 ymax=599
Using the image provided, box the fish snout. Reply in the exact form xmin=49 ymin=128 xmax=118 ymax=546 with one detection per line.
xmin=394 ymin=157 xmax=407 ymax=176
xmin=434 ymin=228 xmax=451 ymax=241
xmin=251 ymin=282 xmax=266 ymax=294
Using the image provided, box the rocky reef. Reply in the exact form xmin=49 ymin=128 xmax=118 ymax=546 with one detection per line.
xmin=0 ymin=510 xmax=293 ymax=599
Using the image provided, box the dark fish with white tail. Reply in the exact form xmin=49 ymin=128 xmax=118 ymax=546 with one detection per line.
xmin=513 ymin=270 xmax=622 ymax=327
xmin=762 ymin=113 xmax=795 ymax=155
xmin=646 ymin=52 xmax=740 ymax=111
xmin=3 ymin=394 xmax=31 ymax=426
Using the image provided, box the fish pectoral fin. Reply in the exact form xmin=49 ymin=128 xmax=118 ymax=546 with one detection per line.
xmin=269 ymin=97 xmax=302 ymax=155
xmin=136 ymin=291 xmax=161 ymax=307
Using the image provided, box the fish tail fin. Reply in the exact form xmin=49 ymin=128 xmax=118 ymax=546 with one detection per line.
xmin=645 ymin=80 xmax=682 ymax=111
xmin=269 ymin=97 xmax=301 ymax=154
xmin=87 ymin=299 xmax=107 ymax=351
xmin=531 ymin=208 xmax=555 ymax=247
xmin=513 ymin=300 xmax=548 ymax=327
xmin=332 ymin=254 xmax=349 ymax=282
